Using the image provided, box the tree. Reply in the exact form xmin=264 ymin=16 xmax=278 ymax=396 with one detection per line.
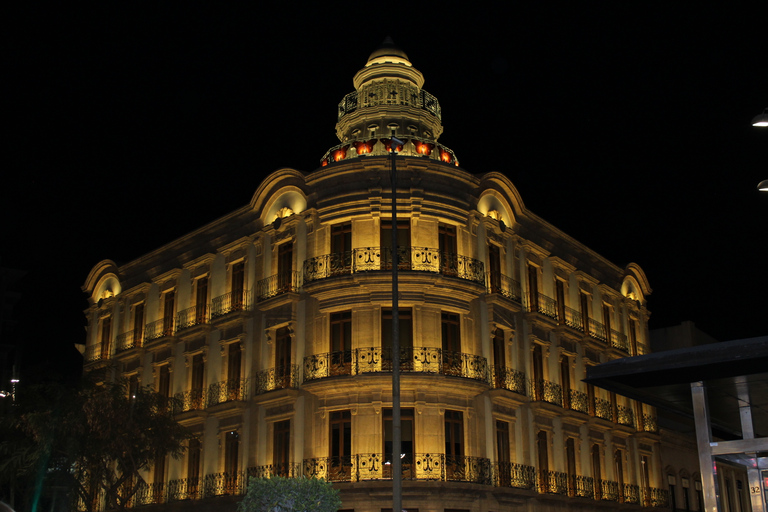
xmin=238 ymin=476 xmax=341 ymax=512
xmin=0 ymin=370 xmax=190 ymax=512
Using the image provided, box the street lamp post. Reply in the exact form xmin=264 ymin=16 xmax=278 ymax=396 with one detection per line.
xmin=390 ymin=135 xmax=404 ymax=512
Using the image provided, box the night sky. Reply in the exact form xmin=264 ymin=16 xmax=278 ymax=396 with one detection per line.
xmin=3 ymin=4 xmax=766 ymax=381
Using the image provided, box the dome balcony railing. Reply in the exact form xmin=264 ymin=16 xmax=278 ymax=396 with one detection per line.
xmin=321 ymin=137 xmax=459 ymax=166
xmin=303 ymin=347 xmax=488 ymax=383
xmin=337 ymin=84 xmax=441 ymax=122
xmin=303 ymin=247 xmax=484 ymax=286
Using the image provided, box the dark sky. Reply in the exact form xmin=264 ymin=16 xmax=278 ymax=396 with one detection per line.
xmin=3 ymin=4 xmax=766 ymax=379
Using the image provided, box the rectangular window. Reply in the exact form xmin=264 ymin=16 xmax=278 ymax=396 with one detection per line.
xmin=224 ymin=431 xmax=239 ymax=493
xmin=580 ymin=292 xmax=590 ymax=334
xmin=331 ymin=223 xmax=352 ymax=275
xmin=232 ymin=262 xmax=245 ymax=308
xmin=438 ymin=224 xmax=457 ymax=276
xmin=537 ymin=430 xmax=549 ymax=492
xmin=488 ymin=244 xmax=501 ymax=292
xmin=163 ymin=291 xmax=175 ymax=336
xmin=277 ymin=244 xmax=293 ymax=284
xmin=158 ymin=365 xmax=171 ymax=398
xmin=191 ymin=353 xmax=205 ymax=409
xmin=629 ymin=318 xmax=638 ymax=355
xmin=100 ymin=316 xmax=112 ymax=358
xmin=560 ymin=358 xmax=571 ymax=409
xmin=445 ymin=410 xmax=464 ymax=480
xmin=381 ymin=220 xmax=411 ymax=270
xmin=602 ymin=304 xmax=613 ymax=337
xmin=496 ymin=420 xmax=510 ymax=463
xmin=441 ymin=312 xmax=461 ymax=376
xmin=187 ymin=439 xmax=201 ymax=498
xmin=276 ymin=327 xmax=292 ymax=388
xmin=227 ymin=343 xmax=242 ymax=400
xmin=329 ymin=410 xmax=352 ymax=481
xmin=195 ymin=277 xmax=208 ymax=323
xmin=273 ymin=420 xmax=291 ymax=476
xmin=381 ymin=308 xmax=413 ymax=350
xmin=527 ymin=265 xmax=539 ymax=312
xmin=566 ymin=438 xmax=577 ymax=497
xmin=133 ymin=303 xmax=144 ymax=345
xmin=492 ymin=328 xmax=506 ymax=388
xmin=128 ymin=374 xmax=139 ymax=399
xmin=384 ymin=408 xmax=414 ymax=478
xmin=556 ymin=280 xmax=566 ymax=324
xmin=330 ymin=312 xmax=352 ymax=375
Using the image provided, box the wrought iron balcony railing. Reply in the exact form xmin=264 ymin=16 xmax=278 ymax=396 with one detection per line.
xmin=569 ymin=389 xmax=590 ymax=413
xmin=256 ymin=272 xmax=301 ymax=302
xmin=488 ymin=273 xmax=522 ymax=302
xmin=166 ymin=477 xmax=203 ymax=502
xmin=174 ymin=388 xmax=206 ymax=412
xmin=610 ymin=328 xmax=629 ymax=353
xmin=202 ymin=471 xmax=246 ymax=497
xmin=303 ymin=347 xmax=489 ymax=383
xmin=599 ymin=479 xmax=620 ymax=501
xmin=617 ymin=404 xmax=635 ymax=427
xmin=207 ymin=378 xmax=250 ymax=406
xmin=536 ymin=469 xmax=568 ymax=495
xmin=642 ymin=413 xmax=659 ymax=433
xmin=303 ymin=247 xmax=485 ymax=286
xmin=528 ymin=378 xmax=563 ymax=406
xmin=595 ymin=397 xmax=613 ymax=421
xmin=523 ymin=293 xmax=559 ymax=320
xmin=83 ymin=344 xmax=105 ymax=362
xmin=211 ymin=289 xmax=251 ymax=317
xmin=247 ymin=463 xmax=302 ymax=479
xmin=588 ymin=318 xmax=607 ymax=342
xmin=561 ymin=305 xmax=584 ymax=331
xmin=492 ymin=461 xmax=536 ymax=489
xmin=624 ymin=483 xmax=641 ymax=504
xmin=176 ymin=304 xmax=208 ymax=331
xmin=115 ymin=329 xmax=142 ymax=353
xmin=574 ymin=475 xmax=595 ymax=498
xmin=255 ymin=364 xmax=300 ymax=395
xmin=144 ymin=317 xmax=175 ymax=342
xmin=491 ymin=366 xmax=527 ymax=395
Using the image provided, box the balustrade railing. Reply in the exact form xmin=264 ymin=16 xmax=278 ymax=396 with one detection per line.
xmin=492 ymin=462 xmax=536 ymax=489
xmin=529 ymin=379 xmax=563 ymax=406
xmin=256 ymin=272 xmax=301 ymax=302
xmin=489 ymin=273 xmax=522 ymax=302
xmin=600 ymin=479 xmax=620 ymax=501
xmin=255 ymin=364 xmax=299 ymax=394
xmin=617 ymin=404 xmax=635 ymax=426
xmin=132 ymin=481 xmax=165 ymax=506
xmin=492 ymin=366 xmax=527 ymax=395
xmin=145 ymin=317 xmax=174 ymax=342
xmin=211 ymin=289 xmax=251 ymax=317
xmin=536 ymin=469 xmax=568 ymax=494
xmin=647 ymin=487 xmax=670 ymax=507
xmin=207 ymin=378 xmax=249 ymax=406
xmin=569 ymin=389 xmax=589 ymax=413
xmin=303 ymin=347 xmax=488 ymax=383
xmin=115 ymin=330 xmax=142 ymax=353
xmin=304 ymin=247 xmax=484 ymax=285
xmin=176 ymin=304 xmax=208 ymax=331
xmin=595 ymin=397 xmax=613 ymax=421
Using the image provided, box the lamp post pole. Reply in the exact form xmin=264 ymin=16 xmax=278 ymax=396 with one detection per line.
xmin=390 ymin=135 xmax=403 ymax=512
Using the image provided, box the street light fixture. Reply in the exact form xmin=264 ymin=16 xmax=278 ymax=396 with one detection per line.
xmin=752 ymin=108 xmax=768 ymax=127
xmin=758 ymin=180 xmax=768 ymax=192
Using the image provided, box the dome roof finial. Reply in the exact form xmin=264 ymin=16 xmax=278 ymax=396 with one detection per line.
xmin=366 ymin=36 xmax=410 ymax=64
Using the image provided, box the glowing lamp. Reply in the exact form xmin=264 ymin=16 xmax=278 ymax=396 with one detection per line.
xmin=752 ymin=108 xmax=768 ymax=127
xmin=440 ymin=150 xmax=452 ymax=163
xmin=758 ymin=179 xmax=768 ymax=192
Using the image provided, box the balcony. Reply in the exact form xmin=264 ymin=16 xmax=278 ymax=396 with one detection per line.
xmin=202 ymin=472 xmax=245 ymax=497
xmin=174 ymin=388 xmax=206 ymax=413
xmin=83 ymin=344 xmax=105 ymax=362
xmin=115 ymin=329 xmax=143 ymax=353
xmin=303 ymin=247 xmax=485 ymax=286
xmin=254 ymin=364 xmax=300 ymax=395
xmin=617 ymin=404 xmax=635 ymax=427
xmin=488 ymin=273 xmax=522 ymax=302
xmin=491 ymin=366 xmax=527 ymax=396
xmin=528 ymin=378 xmax=563 ymax=406
xmin=247 ymin=462 xmax=302 ymax=479
xmin=166 ymin=477 xmax=202 ymax=501
xmin=144 ymin=317 xmax=175 ymax=342
xmin=211 ymin=289 xmax=251 ymax=318
xmin=492 ymin=461 xmax=536 ymax=489
xmin=207 ymin=378 xmax=250 ymax=406
xmin=303 ymin=347 xmax=488 ymax=383
xmin=536 ymin=469 xmax=568 ymax=495
xmin=256 ymin=272 xmax=301 ymax=302
xmin=176 ymin=304 xmax=208 ymax=331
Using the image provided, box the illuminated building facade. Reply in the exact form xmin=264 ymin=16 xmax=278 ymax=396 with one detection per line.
xmin=81 ymin=40 xmax=671 ymax=511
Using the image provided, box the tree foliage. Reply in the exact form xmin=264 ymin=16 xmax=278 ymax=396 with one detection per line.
xmin=0 ymin=370 xmax=190 ymax=512
xmin=238 ymin=476 xmax=341 ymax=512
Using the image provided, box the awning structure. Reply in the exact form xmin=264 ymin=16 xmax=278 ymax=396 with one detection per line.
xmin=585 ymin=335 xmax=768 ymax=512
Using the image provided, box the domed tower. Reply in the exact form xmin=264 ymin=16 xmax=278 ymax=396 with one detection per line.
xmin=321 ymin=38 xmax=459 ymax=166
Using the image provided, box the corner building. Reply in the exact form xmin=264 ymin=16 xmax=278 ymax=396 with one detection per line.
xmin=82 ymin=40 xmax=668 ymax=512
